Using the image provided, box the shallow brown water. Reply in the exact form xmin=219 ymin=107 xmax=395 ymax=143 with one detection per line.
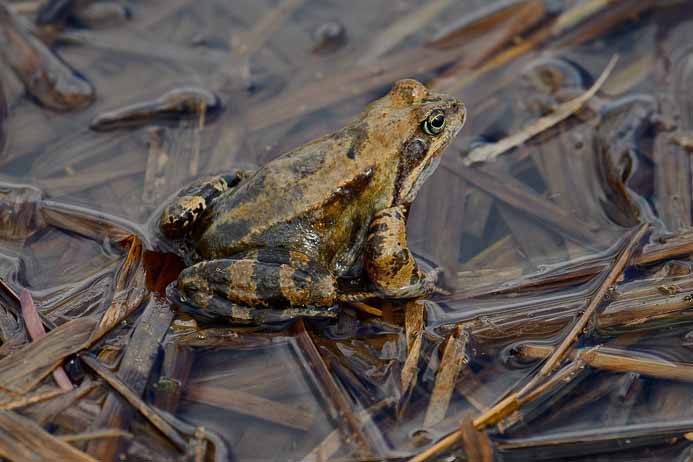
xmin=2 ymin=0 xmax=693 ymax=461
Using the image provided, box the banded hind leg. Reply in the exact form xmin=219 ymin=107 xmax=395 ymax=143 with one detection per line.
xmin=176 ymin=249 xmax=337 ymax=313
xmin=159 ymin=170 xmax=250 ymax=239
xmin=364 ymin=205 xmax=441 ymax=298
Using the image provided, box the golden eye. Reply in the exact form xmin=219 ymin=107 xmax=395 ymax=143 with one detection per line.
xmin=422 ymin=110 xmax=446 ymax=135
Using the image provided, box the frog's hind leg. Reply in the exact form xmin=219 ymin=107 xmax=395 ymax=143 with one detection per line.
xmin=159 ymin=170 xmax=249 ymax=239
xmin=175 ymin=250 xmax=337 ymax=315
xmin=364 ymin=205 xmax=439 ymax=298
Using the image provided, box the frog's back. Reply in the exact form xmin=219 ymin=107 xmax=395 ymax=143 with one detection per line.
xmin=193 ymin=128 xmax=388 ymax=271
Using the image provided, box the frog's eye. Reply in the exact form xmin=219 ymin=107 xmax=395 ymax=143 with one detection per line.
xmin=422 ymin=110 xmax=446 ymax=135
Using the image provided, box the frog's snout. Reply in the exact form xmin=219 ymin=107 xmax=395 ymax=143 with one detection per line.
xmin=451 ymin=99 xmax=467 ymax=128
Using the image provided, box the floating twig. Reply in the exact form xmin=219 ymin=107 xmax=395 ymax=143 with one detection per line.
xmin=518 ymin=223 xmax=649 ymax=395
xmin=0 ymin=387 xmax=66 ymax=411
xmin=517 ymin=343 xmax=693 ymax=383
xmin=409 ymin=359 xmax=584 ymax=462
xmin=409 ymin=223 xmax=649 ymax=462
xmin=464 ymin=55 xmax=618 ymax=165
xmin=348 ymin=302 xmax=383 ymax=317
xmin=58 ymin=429 xmax=133 ymax=444
xmin=23 ymin=379 xmax=99 ymax=426
xmin=496 ymin=417 xmax=693 ymax=458
xmin=19 ymin=289 xmax=72 ymax=391
xmin=453 ymin=230 xmax=693 ymax=300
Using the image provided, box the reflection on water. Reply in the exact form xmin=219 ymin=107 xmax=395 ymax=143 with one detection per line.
xmin=1 ymin=0 xmax=693 ymax=461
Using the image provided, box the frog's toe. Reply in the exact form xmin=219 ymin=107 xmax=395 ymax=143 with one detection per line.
xmin=423 ymin=269 xmax=450 ymax=296
xmin=429 ymin=284 xmax=451 ymax=297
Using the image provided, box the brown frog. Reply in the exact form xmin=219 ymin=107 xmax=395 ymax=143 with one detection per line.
xmin=158 ymin=79 xmax=466 ymax=322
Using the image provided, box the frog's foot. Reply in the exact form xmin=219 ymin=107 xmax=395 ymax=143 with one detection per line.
xmin=159 ymin=170 xmax=249 ymax=239
xmin=422 ymin=269 xmax=451 ymax=296
xmin=173 ymin=251 xmax=338 ymax=320
xmin=382 ymin=269 xmax=448 ymax=299
xmin=364 ymin=206 xmax=448 ymax=299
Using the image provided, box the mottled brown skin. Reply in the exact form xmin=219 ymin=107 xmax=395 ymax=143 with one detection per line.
xmin=158 ymin=79 xmax=466 ymax=317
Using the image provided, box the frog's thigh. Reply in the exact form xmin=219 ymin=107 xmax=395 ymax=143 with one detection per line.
xmin=159 ymin=170 xmax=249 ymax=239
xmin=177 ymin=254 xmax=336 ymax=310
xmin=364 ymin=206 xmax=427 ymax=298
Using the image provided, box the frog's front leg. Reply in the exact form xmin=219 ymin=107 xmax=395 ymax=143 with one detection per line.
xmin=364 ymin=205 xmax=439 ymax=298
xmin=176 ymin=250 xmax=337 ymax=312
xmin=159 ymin=170 xmax=249 ymax=238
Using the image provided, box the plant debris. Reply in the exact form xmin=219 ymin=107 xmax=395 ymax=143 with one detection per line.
xmin=0 ymin=1 xmax=692 ymax=461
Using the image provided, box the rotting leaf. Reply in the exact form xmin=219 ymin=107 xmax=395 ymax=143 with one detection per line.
xmin=459 ymin=414 xmax=494 ymax=462
xmin=401 ymin=301 xmax=424 ymax=392
xmin=0 ymin=1 xmax=94 ymax=110
xmin=89 ymin=87 xmax=220 ymax=132
xmin=423 ymin=326 xmax=470 ymax=428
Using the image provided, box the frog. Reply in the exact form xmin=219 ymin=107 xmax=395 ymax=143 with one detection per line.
xmin=158 ymin=79 xmax=466 ymax=322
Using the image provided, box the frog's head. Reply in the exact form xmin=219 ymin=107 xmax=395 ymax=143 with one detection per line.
xmin=372 ymin=79 xmax=466 ymax=205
